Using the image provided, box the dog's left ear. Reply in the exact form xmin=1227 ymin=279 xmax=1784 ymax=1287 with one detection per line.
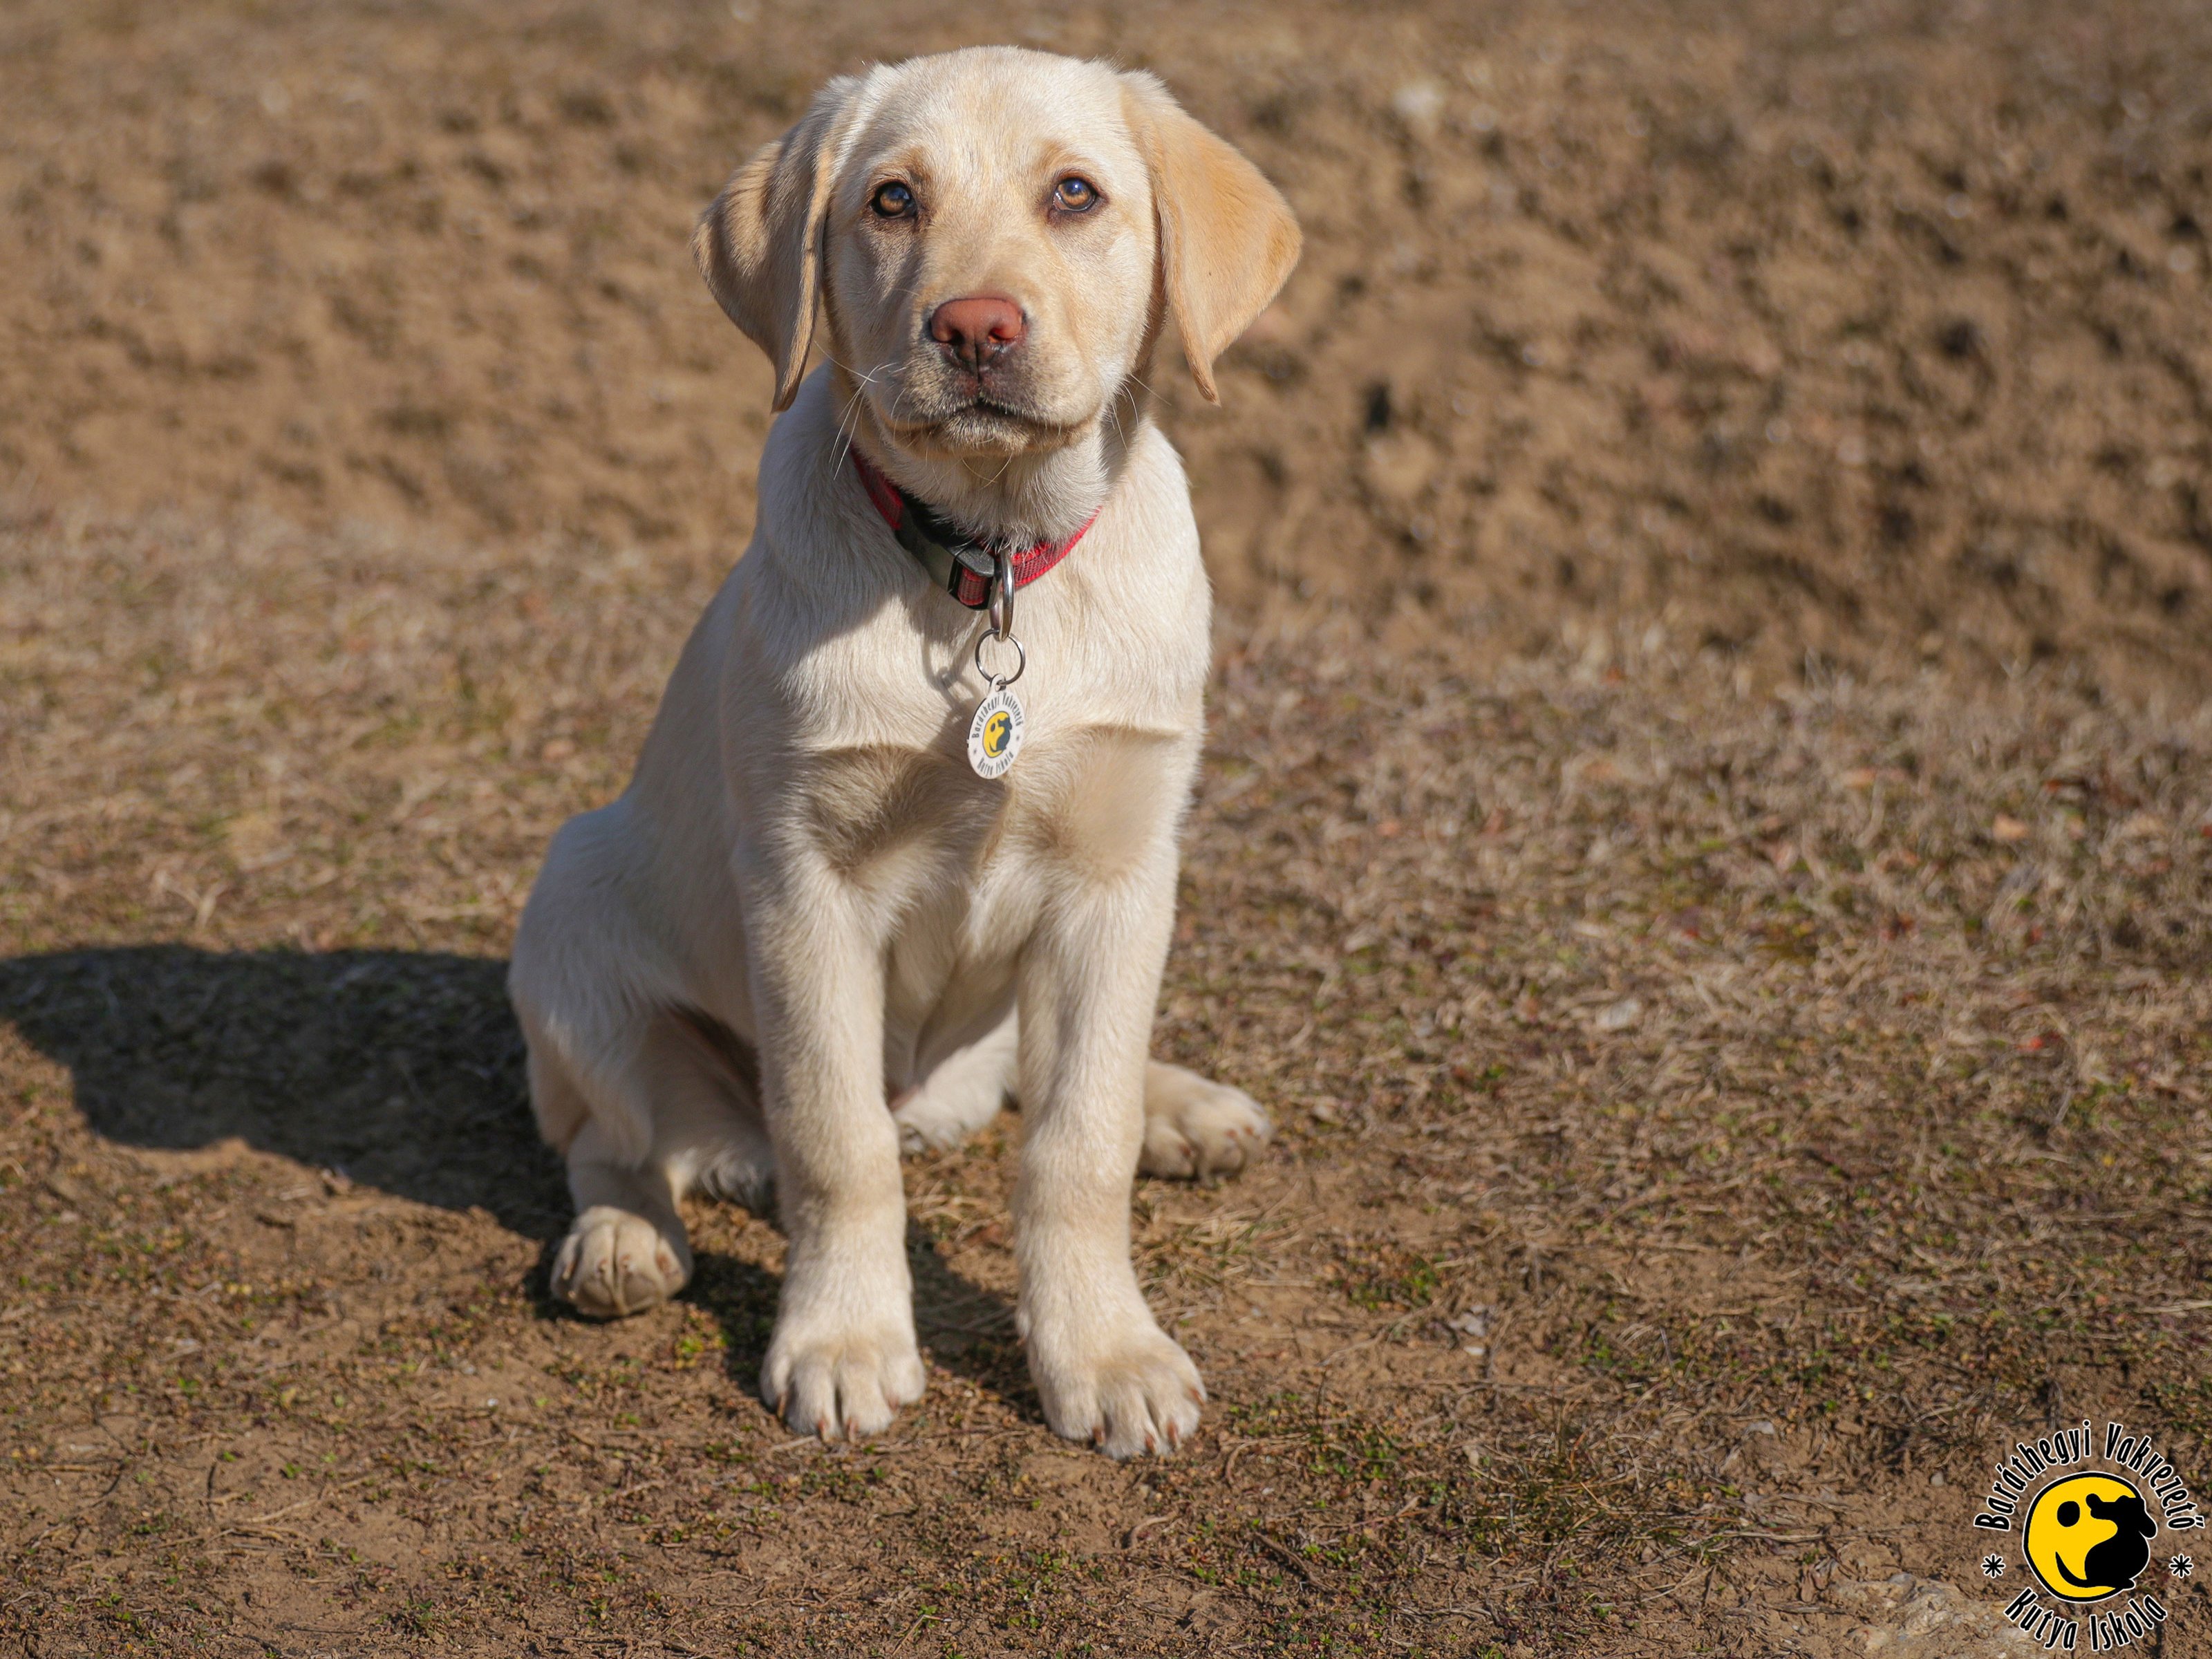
xmin=693 ymin=74 xmax=870 ymax=412
xmin=1120 ymin=73 xmax=1302 ymax=404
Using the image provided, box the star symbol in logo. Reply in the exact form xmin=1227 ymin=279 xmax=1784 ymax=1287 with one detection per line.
xmin=1981 ymin=1554 xmax=2006 ymax=1579
xmin=2170 ymin=1554 xmax=2195 ymax=1580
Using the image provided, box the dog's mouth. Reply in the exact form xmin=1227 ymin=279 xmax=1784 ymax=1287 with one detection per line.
xmin=874 ymin=387 xmax=1085 ymax=454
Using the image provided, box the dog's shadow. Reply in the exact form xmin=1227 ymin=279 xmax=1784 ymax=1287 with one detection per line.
xmin=0 ymin=946 xmax=565 ymax=1232
xmin=0 ymin=946 xmax=1021 ymax=1408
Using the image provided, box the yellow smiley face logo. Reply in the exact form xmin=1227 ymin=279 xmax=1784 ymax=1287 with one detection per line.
xmin=983 ymin=711 xmax=1011 ymax=757
xmin=2023 ymin=1472 xmax=2157 ymax=1603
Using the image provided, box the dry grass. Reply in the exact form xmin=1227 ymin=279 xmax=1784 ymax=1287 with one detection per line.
xmin=3 ymin=0 xmax=2212 ymax=1651
xmin=2 ymin=506 xmax=2207 ymax=1655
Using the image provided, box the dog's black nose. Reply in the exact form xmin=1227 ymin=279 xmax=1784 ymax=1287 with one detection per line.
xmin=929 ymin=295 xmax=1026 ymax=370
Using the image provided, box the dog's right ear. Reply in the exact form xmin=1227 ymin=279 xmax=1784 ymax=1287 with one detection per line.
xmin=693 ymin=75 xmax=868 ymax=413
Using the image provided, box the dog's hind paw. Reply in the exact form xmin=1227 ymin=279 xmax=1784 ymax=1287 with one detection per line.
xmin=552 ymin=1205 xmax=691 ymax=1318
xmin=1139 ymin=1063 xmax=1272 ymax=1179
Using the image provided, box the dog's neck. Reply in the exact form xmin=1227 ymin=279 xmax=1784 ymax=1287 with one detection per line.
xmin=836 ymin=368 xmax=1152 ymax=550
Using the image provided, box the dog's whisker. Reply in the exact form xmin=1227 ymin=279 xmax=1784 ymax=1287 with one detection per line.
xmin=825 ymin=358 xmax=895 ymax=478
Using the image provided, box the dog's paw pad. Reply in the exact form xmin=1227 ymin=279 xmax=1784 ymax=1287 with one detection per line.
xmin=552 ymin=1206 xmax=690 ymax=1319
xmin=1140 ymin=1067 xmax=1272 ymax=1179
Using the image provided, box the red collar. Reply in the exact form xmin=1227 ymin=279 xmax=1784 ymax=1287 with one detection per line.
xmin=851 ymin=449 xmax=1098 ymax=610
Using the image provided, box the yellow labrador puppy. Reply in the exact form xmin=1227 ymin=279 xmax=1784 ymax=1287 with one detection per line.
xmin=508 ymin=46 xmax=1298 ymax=1457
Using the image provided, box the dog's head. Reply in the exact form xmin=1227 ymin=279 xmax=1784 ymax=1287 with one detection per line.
xmin=694 ymin=48 xmax=1299 ymax=469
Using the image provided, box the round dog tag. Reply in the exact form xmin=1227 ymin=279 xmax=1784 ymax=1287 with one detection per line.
xmin=966 ymin=685 xmax=1024 ymax=779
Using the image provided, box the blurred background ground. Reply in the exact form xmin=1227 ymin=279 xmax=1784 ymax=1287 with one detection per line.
xmin=1 ymin=1 xmax=2209 ymax=1655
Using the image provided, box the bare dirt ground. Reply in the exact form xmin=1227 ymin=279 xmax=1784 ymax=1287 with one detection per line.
xmin=1 ymin=1 xmax=2209 ymax=1655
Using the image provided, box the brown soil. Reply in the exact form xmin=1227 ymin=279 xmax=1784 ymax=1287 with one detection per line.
xmin=6 ymin=0 xmax=2212 ymax=693
xmin=2 ymin=2 xmax=2210 ymax=1656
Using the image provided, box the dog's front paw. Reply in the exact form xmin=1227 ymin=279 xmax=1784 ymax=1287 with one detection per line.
xmin=761 ymin=1314 xmax=926 ymax=1442
xmin=1141 ymin=1063 xmax=1273 ymax=1179
xmin=552 ymin=1205 xmax=692 ymax=1318
xmin=1028 ymin=1309 xmax=1204 ymax=1458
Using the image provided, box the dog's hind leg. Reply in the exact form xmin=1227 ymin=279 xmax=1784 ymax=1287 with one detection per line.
xmin=892 ymin=1013 xmax=1018 ymax=1154
xmin=1138 ymin=1062 xmax=1272 ymax=1179
xmin=973 ymin=1027 xmax=1269 ymax=1179
xmin=534 ymin=1009 xmax=774 ymax=1320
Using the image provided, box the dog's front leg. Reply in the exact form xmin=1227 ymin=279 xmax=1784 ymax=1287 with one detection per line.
xmin=748 ymin=870 xmax=924 ymax=1441
xmin=1015 ymin=854 xmax=1202 ymax=1457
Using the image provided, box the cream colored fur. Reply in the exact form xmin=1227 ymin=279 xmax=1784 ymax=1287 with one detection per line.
xmin=509 ymin=47 xmax=1299 ymax=1458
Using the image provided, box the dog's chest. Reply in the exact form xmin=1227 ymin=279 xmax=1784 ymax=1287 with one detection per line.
xmin=800 ymin=720 xmax=1180 ymax=903
xmin=800 ymin=722 xmax=1192 ymax=1060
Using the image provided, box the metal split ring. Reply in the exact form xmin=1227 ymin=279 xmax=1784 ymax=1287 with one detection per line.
xmin=974 ymin=627 xmax=1026 ymax=689
xmin=988 ymin=551 xmax=1016 ymax=644
xmin=973 ymin=550 xmax=1025 ymax=687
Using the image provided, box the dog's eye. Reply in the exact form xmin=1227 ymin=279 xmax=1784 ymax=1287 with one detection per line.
xmin=871 ymin=181 xmax=916 ymax=218
xmin=1052 ymin=176 xmax=1100 ymax=213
